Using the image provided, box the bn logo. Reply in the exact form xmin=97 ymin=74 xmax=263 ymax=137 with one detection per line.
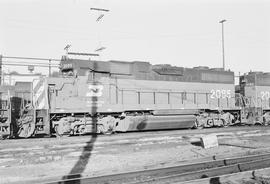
xmin=86 ymin=85 xmax=104 ymax=97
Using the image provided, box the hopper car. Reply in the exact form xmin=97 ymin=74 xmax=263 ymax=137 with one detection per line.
xmin=1 ymin=56 xmax=270 ymax=138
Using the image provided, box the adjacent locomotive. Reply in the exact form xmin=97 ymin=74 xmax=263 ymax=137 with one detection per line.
xmin=0 ymin=85 xmax=14 ymax=138
xmin=0 ymin=82 xmax=32 ymax=138
xmin=238 ymin=72 xmax=270 ymax=124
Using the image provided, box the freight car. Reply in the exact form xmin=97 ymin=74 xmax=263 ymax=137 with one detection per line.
xmin=15 ymin=56 xmax=242 ymax=137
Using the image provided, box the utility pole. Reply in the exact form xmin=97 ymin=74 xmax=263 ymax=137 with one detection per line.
xmin=219 ymin=19 xmax=226 ymax=70
xmin=49 ymin=59 xmax=51 ymax=77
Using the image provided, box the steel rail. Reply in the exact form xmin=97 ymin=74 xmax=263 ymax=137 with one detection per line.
xmin=46 ymin=153 xmax=270 ymax=184
xmin=137 ymin=158 xmax=270 ymax=184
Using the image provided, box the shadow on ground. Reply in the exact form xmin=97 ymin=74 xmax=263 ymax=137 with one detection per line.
xmin=191 ymin=141 xmax=202 ymax=147
xmin=60 ymin=79 xmax=99 ymax=184
xmin=60 ymin=133 xmax=97 ymax=184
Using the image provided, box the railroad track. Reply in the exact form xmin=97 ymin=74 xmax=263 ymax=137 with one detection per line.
xmin=45 ymin=153 xmax=270 ymax=184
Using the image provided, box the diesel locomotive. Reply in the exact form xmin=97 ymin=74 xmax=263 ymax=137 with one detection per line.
xmin=1 ymin=56 xmax=270 ymax=138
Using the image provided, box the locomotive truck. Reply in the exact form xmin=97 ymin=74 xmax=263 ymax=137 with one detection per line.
xmin=1 ymin=56 xmax=270 ymax=138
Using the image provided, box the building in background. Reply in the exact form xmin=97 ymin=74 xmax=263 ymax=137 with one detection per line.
xmin=0 ymin=55 xmax=60 ymax=86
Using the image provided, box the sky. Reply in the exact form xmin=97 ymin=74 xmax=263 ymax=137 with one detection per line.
xmin=0 ymin=0 xmax=270 ymax=75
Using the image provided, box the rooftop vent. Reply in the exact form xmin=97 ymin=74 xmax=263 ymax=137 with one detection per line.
xmin=210 ymin=68 xmax=224 ymax=71
xmin=193 ymin=66 xmax=209 ymax=70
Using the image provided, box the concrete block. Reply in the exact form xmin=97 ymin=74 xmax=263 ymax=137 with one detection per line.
xmin=53 ymin=156 xmax=62 ymax=161
xmin=200 ymin=134 xmax=218 ymax=149
xmin=39 ymin=157 xmax=46 ymax=162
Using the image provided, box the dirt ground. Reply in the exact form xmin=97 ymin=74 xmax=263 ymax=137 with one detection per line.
xmin=1 ymin=126 xmax=270 ymax=184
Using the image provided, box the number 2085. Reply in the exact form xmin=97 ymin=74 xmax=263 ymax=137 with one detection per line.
xmin=210 ymin=89 xmax=231 ymax=99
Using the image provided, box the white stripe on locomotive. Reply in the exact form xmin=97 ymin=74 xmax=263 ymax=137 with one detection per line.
xmin=33 ymin=78 xmax=46 ymax=109
xmin=37 ymin=97 xmax=46 ymax=109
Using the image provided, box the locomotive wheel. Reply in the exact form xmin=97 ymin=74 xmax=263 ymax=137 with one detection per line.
xmin=221 ymin=119 xmax=229 ymax=127
xmin=193 ymin=120 xmax=203 ymax=129
xmin=97 ymin=116 xmax=116 ymax=134
xmin=207 ymin=119 xmax=214 ymax=127
xmin=263 ymin=118 xmax=270 ymax=126
xmin=97 ymin=124 xmax=105 ymax=134
xmin=77 ymin=125 xmax=86 ymax=135
xmin=97 ymin=124 xmax=113 ymax=134
xmin=0 ymin=135 xmax=9 ymax=140
xmin=54 ymin=125 xmax=74 ymax=137
xmin=17 ymin=122 xmax=35 ymax=138
xmin=254 ymin=121 xmax=263 ymax=126
xmin=54 ymin=125 xmax=64 ymax=137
